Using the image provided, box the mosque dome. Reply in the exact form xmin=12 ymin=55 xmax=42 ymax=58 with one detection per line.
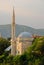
xmin=18 ymin=32 xmax=32 ymax=38
xmin=17 ymin=32 xmax=33 ymax=42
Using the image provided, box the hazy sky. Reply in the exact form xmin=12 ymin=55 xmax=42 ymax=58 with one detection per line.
xmin=0 ymin=0 xmax=44 ymax=29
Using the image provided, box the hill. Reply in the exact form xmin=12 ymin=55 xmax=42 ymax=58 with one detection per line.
xmin=0 ymin=24 xmax=44 ymax=38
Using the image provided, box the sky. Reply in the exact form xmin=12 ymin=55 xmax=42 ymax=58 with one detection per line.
xmin=0 ymin=0 xmax=44 ymax=29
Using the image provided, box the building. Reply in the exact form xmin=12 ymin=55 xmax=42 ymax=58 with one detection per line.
xmin=16 ymin=32 xmax=33 ymax=55
xmin=5 ymin=7 xmax=34 ymax=56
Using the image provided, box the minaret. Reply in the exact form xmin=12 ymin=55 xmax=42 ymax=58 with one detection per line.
xmin=11 ymin=7 xmax=16 ymax=55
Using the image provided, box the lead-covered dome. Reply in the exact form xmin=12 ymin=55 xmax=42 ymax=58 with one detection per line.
xmin=18 ymin=32 xmax=32 ymax=38
xmin=17 ymin=32 xmax=33 ymax=43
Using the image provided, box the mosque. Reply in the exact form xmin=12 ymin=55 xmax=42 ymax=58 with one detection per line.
xmin=5 ymin=7 xmax=34 ymax=56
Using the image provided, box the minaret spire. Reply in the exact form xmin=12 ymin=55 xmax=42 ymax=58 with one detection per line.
xmin=11 ymin=7 xmax=16 ymax=56
xmin=12 ymin=7 xmax=15 ymax=40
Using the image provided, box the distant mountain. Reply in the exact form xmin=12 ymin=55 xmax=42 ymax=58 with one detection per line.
xmin=0 ymin=24 xmax=44 ymax=38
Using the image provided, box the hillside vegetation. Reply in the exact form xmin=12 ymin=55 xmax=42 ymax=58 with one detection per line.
xmin=0 ymin=24 xmax=44 ymax=38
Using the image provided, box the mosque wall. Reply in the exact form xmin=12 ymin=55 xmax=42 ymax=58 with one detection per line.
xmin=22 ymin=42 xmax=32 ymax=53
xmin=16 ymin=38 xmax=32 ymax=55
xmin=16 ymin=42 xmax=23 ymax=55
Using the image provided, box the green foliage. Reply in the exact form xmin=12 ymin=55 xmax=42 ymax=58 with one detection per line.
xmin=13 ymin=55 xmax=20 ymax=65
xmin=19 ymin=53 xmax=28 ymax=65
xmin=0 ymin=55 xmax=5 ymax=63
xmin=0 ymin=37 xmax=10 ymax=55
xmin=6 ymin=55 xmax=14 ymax=65
xmin=32 ymin=37 xmax=44 ymax=55
xmin=27 ymin=37 xmax=44 ymax=65
xmin=0 ymin=37 xmax=44 ymax=65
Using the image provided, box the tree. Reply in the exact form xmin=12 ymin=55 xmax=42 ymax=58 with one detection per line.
xmin=26 ymin=37 xmax=44 ymax=65
xmin=0 ymin=37 xmax=10 ymax=55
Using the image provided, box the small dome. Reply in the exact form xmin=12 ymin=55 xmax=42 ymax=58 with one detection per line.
xmin=18 ymin=32 xmax=32 ymax=38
